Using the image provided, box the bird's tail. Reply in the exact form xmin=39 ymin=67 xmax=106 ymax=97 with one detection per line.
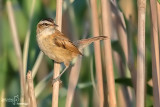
xmin=73 ymin=36 xmax=108 ymax=51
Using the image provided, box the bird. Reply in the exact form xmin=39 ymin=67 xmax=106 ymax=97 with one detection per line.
xmin=36 ymin=18 xmax=108 ymax=83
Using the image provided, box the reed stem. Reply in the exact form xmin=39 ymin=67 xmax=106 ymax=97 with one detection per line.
xmin=52 ymin=0 xmax=63 ymax=107
xmin=136 ymin=0 xmax=146 ymax=107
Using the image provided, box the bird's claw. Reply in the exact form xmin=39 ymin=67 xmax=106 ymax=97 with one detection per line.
xmin=52 ymin=78 xmax=62 ymax=86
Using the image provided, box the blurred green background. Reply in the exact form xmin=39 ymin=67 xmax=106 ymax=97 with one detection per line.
xmin=0 ymin=0 xmax=153 ymax=107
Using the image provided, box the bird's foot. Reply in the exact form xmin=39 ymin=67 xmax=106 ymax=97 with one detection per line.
xmin=52 ymin=78 xmax=62 ymax=86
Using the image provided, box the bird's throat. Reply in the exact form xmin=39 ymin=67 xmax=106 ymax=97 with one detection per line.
xmin=38 ymin=28 xmax=55 ymax=38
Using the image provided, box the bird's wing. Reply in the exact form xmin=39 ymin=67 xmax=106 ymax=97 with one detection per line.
xmin=52 ymin=30 xmax=82 ymax=55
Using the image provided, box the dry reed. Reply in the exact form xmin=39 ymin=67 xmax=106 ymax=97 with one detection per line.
xmin=113 ymin=3 xmax=132 ymax=107
xmin=101 ymin=0 xmax=117 ymax=106
xmin=65 ymin=18 xmax=90 ymax=106
xmin=32 ymin=52 xmax=44 ymax=78
xmin=0 ymin=89 xmax=5 ymax=107
xmin=150 ymin=0 xmax=160 ymax=106
xmin=90 ymin=0 xmax=104 ymax=106
xmin=157 ymin=2 xmax=160 ymax=36
xmin=6 ymin=1 xmax=26 ymax=104
xmin=27 ymin=71 xmax=37 ymax=107
xmin=52 ymin=0 xmax=63 ymax=107
xmin=136 ymin=0 xmax=146 ymax=107
xmin=23 ymin=0 xmax=36 ymax=77
xmin=65 ymin=56 xmax=82 ymax=107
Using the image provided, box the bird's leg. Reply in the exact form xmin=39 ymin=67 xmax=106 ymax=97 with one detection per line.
xmin=52 ymin=65 xmax=69 ymax=84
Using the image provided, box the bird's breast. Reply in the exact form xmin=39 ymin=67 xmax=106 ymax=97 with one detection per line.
xmin=37 ymin=35 xmax=77 ymax=63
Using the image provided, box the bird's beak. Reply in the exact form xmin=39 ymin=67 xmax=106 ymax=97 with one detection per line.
xmin=54 ymin=23 xmax=58 ymax=27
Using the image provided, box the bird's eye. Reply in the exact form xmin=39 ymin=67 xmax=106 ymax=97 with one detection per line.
xmin=43 ymin=23 xmax=48 ymax=26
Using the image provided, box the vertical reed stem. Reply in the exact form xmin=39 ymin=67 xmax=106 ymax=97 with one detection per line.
xmin=52 ymin=0 xmax=63 ymax=107
xmin=157 ymin=2 xmax=160 ymax=36
xmin=65 ymin=57 xmax=82 ymax=107
xmin=150 ymin=0 xmax=160 ymax=106
xmin=6 ymin=1 xmax=26 ymax=103
xmin=136 ymin=0 xmax=146 ymax=107
xmin=90 ymin=0 xmax=104 ymax=106
xmin=101 ymin=0 xmax=117 ymax=106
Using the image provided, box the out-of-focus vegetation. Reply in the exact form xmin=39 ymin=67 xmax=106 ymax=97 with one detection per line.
xmin=0 ymin=0 xmax=156 ymax=107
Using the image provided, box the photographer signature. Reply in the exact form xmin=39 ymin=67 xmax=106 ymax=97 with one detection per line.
xmin=1 ymin=95 xmax=28 ymax=106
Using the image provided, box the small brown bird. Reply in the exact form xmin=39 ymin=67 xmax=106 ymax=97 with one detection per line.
xmin=36 ymin=18 xmax=107 ymax=82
